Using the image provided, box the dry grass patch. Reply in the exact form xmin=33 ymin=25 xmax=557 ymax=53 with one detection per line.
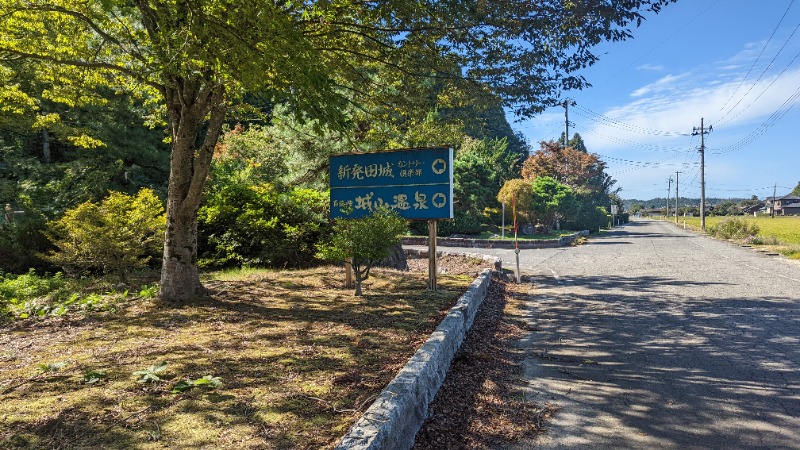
xmin=0 ymin=265 xmax=478 ymax=449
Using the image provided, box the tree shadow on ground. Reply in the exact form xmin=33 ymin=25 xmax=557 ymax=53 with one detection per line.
xmin=518 ymin=273 xmax=800 ymax=448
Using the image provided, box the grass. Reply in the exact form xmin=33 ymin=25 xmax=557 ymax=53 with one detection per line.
xmin=670 ymin=215 xmax=800 ymax=259
xmin=0 ymin=265 xmax=477 ymax=449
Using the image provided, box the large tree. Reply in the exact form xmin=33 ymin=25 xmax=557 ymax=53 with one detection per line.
xmin=522 ymin=140 xmax=616 ymax=200
xmin=0 ymin=0 xmax=674 ymax=304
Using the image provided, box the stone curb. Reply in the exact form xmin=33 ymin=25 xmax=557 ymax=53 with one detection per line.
xmin=333 ymin=253 xmax=501 ymax=450
xmin=400 ymin=230 xmax=589 ymax=249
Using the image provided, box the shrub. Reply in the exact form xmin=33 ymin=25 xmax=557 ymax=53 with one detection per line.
xmin=197 ymin=182 xmax=330 ymax=269
xmin=436 ymin=211 xmax=482 ymax=236
xmin=709 ymin=217 xmax=759 ymax=241
xmin=46 ymin=188 xmax=166 ymax=283
xmin=316 ymin=207 xmax=408 ymax=296
xmin=564 ymin=205 xmax=609 ymax=231
xmin=0 ymin=212 xmax=53 ymax=274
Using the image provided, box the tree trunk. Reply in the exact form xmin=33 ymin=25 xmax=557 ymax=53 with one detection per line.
xmin=42 ymin=129 xmax=50 ymax=163
xmin=158 ymin=79 xmax=226 ymax=305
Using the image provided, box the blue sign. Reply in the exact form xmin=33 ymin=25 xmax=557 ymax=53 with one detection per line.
xmin=330 ymin=147 xmax=454 ymax=220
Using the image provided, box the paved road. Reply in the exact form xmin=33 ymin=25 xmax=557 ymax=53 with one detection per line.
xmin=415 ymin=219 xmax=800 ymax=449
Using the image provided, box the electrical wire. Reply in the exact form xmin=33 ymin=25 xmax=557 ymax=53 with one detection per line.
xmin=573 ymin=105 xmax=690 ymax=137
xmin=716 ymin=0 xmax=797 ymax=115
xmin=714 ymin=17 xmax=800 ymax=125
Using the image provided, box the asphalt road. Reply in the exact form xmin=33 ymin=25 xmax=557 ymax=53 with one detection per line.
xmin=416 ymin=219 xmax=800 ymax=449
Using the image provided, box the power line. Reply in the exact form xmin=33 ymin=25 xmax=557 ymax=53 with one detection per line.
xmin=572 ymin=106 xmax=690 ymax=137
xmin=714 ymin=17 xmax=800 ymax=125
xmin=716 ymin=0 xmax=797 ymax=115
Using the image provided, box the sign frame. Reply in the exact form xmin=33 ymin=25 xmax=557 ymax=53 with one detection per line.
xmin=329 ymin=147 xmax=454 ymax=220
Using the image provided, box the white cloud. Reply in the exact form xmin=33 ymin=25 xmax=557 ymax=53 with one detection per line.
xmin=636 ymin=63 xmax=664 ymax=72
xmin=584 ymin=67 xmax=800 ymax=153
xmin=630 ymin=73 xmax=689 ymax=98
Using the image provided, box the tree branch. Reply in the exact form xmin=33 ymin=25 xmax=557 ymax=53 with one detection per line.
xmin=0 ymin=47 xmax=162 ymax=91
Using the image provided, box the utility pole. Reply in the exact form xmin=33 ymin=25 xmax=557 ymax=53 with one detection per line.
xmin=772 ymin=183 xmax=777 ymax=218
xmin=692 ymin=118 xmax=712 ymax=231
xmin=675 ymin=171 xmax=681 ymax=225
xmin=563 ymin=99 xmax=576 ymax=147
xmin=666 ymin=177 xmax=673 ymax=218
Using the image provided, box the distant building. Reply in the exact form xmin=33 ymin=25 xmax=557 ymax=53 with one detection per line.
xmin=766 ymin=195 xmax=800 ymax=216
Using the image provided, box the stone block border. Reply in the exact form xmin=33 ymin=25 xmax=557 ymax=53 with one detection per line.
xmin=334 ymin=251 xmax=502 ymax=450
xmin=400 ymin=230 xmax=589 ymax=249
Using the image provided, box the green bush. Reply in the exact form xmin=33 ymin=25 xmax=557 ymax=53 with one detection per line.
xmin=709 ymin=217 xmax=759 ymax=241
xmin=0 ymin=213 xmax=53 ymax=273
xmin=436 ymin=211 xmax=482 ymax=236
xmin=197 ymin=181 xmax=330 ymax=269
xmin=46 ymin=188 xmax=166 ymax=283
xmin=564 ymin=205 xmax=609 ymax=232
xmin=316 ymin=207 xmax=408 ymax=296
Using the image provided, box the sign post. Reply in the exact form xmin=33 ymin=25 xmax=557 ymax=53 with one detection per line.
xmin=330 ymin=147 xmax=453 ymax=290
xmin=501 ymin=194 xmax=505 ymax=240
xmin=427 ymin=220 xmax=437 ymax=290
xmin=513 ymin=196 xmax=521 ymax=284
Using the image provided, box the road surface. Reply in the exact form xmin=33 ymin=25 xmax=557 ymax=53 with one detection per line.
xmin=417 ymin=219 xmax=800 ymax=449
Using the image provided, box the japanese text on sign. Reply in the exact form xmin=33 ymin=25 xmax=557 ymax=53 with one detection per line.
xmin=329 ymin=147 xmax=453 ymax=220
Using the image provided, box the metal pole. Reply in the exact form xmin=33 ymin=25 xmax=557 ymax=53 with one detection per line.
xmin=513 ymin=196 xmax=521 ymax=283
xmin=675 ymin=171 xmax=680 ymax=225
xmin=501 ymin=196 xmax=505 ymax=240
xmin=427 ymin=220 xmax=437 ymax=290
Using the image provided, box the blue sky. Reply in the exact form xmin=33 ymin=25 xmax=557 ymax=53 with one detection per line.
xmin=510 ymin=0 xmax=800 ymax=201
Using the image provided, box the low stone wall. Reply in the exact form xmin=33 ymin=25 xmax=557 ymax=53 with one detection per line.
xmin=401 ymin=230 xmax=589 ymax=249
xmin=334 ymin=254 xmax=500 ymax=450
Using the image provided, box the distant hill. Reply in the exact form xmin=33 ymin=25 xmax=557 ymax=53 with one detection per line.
xmin=622 ymin=197 xmax=751 ymax=210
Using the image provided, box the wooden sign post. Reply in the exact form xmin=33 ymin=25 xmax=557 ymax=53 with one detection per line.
xmin=428 ymin=220 xmax=437 ymax=291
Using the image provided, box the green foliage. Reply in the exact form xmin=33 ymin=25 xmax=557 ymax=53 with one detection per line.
xmin=197 ymin=172 xmax=330 ymax=268
xmin=709 ymin=218 xmax=760 ymax=241
xmin=133 ymin=361 xmax=168 ymax=384
xmin=453 ymin=137 xmax=519 ymax=217
xmin=171 ymin=375 xmax=222 ymax=394
xmin=36 ymin=361 xmax=66 ymax=373
xmin=0 ymin=275 xmax=128 ymax=320
xmin=791 ymin=182 xmax=800 ymax=196
xmin=0 ymin=209 xmax=52 ymax=273
xmin=83 ymin=368 xmax=108 ymax=385
xmin=529 ymin=176 xmax=579 ymax=232
xmin=498 ymin=176 xmax=578 ymax=232
xmin=316 ymin=207 xmax=408 ymax=296
xmin=436 ymin=212 xmax=483 ymax=236
xmin=138 ymin=284 xmax=158 ymax=299
xmin=46 ymin=188 xmax=166 ymax=283
xmin=565 ymin=204 xmax=611 ymax=232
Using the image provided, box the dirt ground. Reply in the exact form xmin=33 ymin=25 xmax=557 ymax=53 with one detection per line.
xmin=407 ymin=257 xmax=556 ymax=449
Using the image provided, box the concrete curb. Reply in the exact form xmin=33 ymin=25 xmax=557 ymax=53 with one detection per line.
xmin=333 ymin=253 xmax=501 ymax=450
xmin=400 ymin=230 xmax=589 ymax=249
